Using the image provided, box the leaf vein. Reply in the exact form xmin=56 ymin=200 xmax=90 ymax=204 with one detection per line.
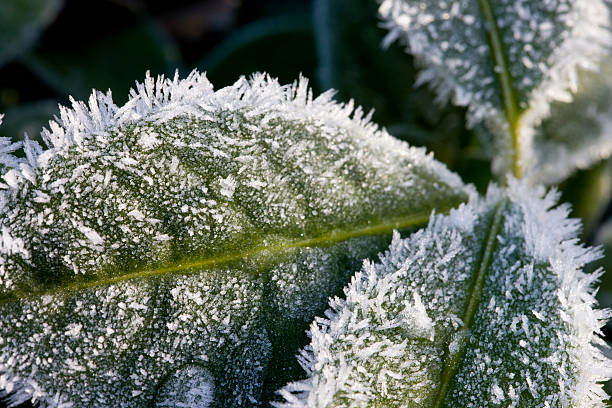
xmin=476 ymin=0 xmax=522 ymax=178
xmin=432 ymin=199 xmax=507 ymax=408
xmin=0 ymin=211 xmax=446 ymax=305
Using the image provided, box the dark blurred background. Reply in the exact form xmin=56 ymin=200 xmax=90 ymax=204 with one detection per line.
xmin=0 ymin=0 xmax=611 ymax=406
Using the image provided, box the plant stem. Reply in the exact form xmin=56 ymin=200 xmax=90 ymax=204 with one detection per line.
xmin=477 ymin=0 xmax=523 ymax=178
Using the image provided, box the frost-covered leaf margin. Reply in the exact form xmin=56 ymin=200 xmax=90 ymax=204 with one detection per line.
xmin=533 ymin=59 xmax=612 ymax=184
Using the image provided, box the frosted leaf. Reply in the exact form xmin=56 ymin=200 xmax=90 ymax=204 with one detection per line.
xmin=276 ymin=179 xmax=612 ymax=407
xmin=0 ymin=70 xmax=469 ymax=407
xmin=531 ymin=57 xmax=612 ymax=184
xmin=378 ymin=0 xmax=612 ymax=178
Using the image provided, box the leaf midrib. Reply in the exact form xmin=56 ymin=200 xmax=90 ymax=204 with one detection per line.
xmin=476 ymin=0 xmax=522 ymax=178
xmin=0 ymin=210 xmax=449 ymax=305
xmin=431 ymin=199 xmax=507 ymax=408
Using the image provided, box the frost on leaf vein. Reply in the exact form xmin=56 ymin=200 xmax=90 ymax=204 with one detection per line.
xmin=0 ymin=70 xmax=468 ymax=407
xmin=276 ymin=179 xmax=612 ymax=407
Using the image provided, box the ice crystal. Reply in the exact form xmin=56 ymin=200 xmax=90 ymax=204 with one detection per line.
xmin=0 ymin=70 xmax=469 ymax=407
xmin=378 ymin=0 xmax=612 ymax=176
xmin=276 ymin=179 xmax=612 ymax=407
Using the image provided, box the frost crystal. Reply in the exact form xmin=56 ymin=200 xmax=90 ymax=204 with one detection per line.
xmin=0 ymin=70 xmax=468 ymax=407
xmin=378 ymin=0 xmax=612 ymax=176
xmin=276 ymin=179 xmax=612 ymax=407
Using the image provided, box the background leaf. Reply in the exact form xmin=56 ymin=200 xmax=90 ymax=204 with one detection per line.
xmin=196 ymin=14 xmax=316 ymax=91
xmin=313 ymin=0 xmax=471 ymax=166
xmin=0 ymin=99 xmax=59 ymax=143
xmin=590 ymin=217 xmax=612 ymax=398
xmin=20 ymin=21 xmax=181 ymax=103
xmin=0 ymin=72 xmax=469 ymax=408
xmin=0 ymin=0 xmax=63 ymax=68
xmin=560 ymin=159 xmax=612 ymax=240
xmin=276 ymin=180 xmax=611 ymax=407
xmin=591 ymin=220 xmax=612 ymax=326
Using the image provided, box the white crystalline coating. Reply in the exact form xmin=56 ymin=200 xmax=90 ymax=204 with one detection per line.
xmin=378 ymin=0 xmax=612 ymax=176
xmin=0 ymin=71 xmax=469 ymax=407
xmin=530 ymin=58 xmax=612 ymax=184
xmin=275 ymin=179 xmax=612 ymax=407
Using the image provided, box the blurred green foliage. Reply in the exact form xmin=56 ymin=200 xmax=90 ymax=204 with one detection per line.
xmin=22 ymin=21 xmax=181 ymax=103
xmin=0 ymin=0 xmax=63 ymax=68
xmin=196 ymin=14 xmax=316 ymax=90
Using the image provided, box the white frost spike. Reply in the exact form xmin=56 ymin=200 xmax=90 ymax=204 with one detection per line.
xmin=275 ymin=179 xmax=612 ymax=407
xmin=378 ymin=0 xmax=612 ymax=177
xmin=77 ymin=224 xmax=104 ymax=246
xmin=0 ymin=110 xmax=24 ymax=173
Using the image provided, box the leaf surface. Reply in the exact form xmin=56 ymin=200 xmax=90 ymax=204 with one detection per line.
xmin=276 ymin=179 xmax=612 ymax=407
xmin=378 ymin=0 xmax=612 ymax=178
xmin=0 ymin=71 xmax=469 ymax=407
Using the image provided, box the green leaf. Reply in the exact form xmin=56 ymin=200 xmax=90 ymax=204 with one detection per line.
xmin=378 ymin=0 xmax=612 ymax=178
xmin=0 ymin=71 xmax=469 ymax=407
xmin=314 ymin=0 xmax=469 ymax=150
xmin=21 ymin=21 xmax=181 ymax=103
xmin=0 ymin=0 xmax=63 ymax=68
xmin=532 ymin=58 xmax=612 ymax=184
xmin=196 ymin=14 xmax=316 ymax=91
xmin=276 ymin=179 xmax=612 ymax=407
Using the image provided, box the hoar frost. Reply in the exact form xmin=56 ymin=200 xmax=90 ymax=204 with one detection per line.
xmin=0 ymin=70 xmax=468 ymax=407
xmin=276 ymin=179 xmax=612 ymax=407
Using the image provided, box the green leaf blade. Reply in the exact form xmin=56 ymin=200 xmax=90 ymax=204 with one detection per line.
xmin=275 ymin=180 xmax=612 ymax=407
xmin=0 ymin=72 xmax=469 ymax=407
